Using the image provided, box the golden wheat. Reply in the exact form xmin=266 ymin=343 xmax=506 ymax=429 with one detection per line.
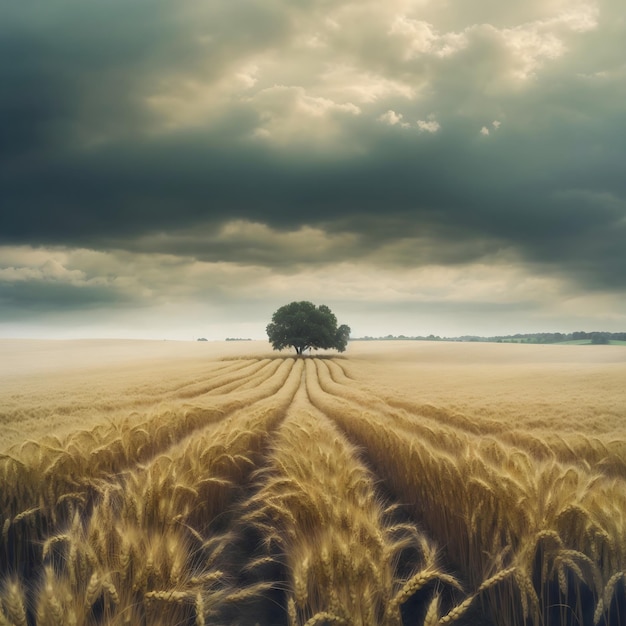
xmin=307 ymin=357 xmax=626 ymax=625
xmin=1 ymin=339 xmax=625 ymax=625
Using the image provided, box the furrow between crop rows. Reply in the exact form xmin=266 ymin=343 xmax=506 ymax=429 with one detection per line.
xmin=224 ymin=373 xmax=463 ymax=625
xmin=1 ymin=354 xmax=625 ymax=626
xmin=2 ymin=357 xmax=296 ymax=505
xmin=307 ymin=358 xmax=626 ymax=626
xmin=0 ymin=360 xmax=304 ymax=626
xmin=0 ymin=360 xmax=297 ymax=579
xmin=171 ymin=359 xmax=273 ymax=399
xmin=324 ymin=360 xmax=626 ymax=476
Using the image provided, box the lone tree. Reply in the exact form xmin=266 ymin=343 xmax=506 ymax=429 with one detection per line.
xmin=266 ymin=301 xmax=351 ymax=355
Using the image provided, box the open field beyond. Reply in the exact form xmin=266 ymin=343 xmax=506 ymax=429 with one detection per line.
xmin=1 ymin=339 xmax=626 ymax=626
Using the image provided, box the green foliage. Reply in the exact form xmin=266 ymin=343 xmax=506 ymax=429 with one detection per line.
xmin=266 ymin=301 xmax=351 ymax=355
xmin=590 ymin=333 xmax=609 ymax=345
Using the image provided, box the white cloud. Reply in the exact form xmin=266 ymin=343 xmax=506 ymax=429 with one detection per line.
xmin=0 ymin=249 xmax=85 ymax=284
xmin=249 ymin=85 xmax=361 ymax=144
xmin=380 ymin=111 xmax=441 ymax=132
xmin=137 ymin=0 xmax=602 ymax=149
xmin=389 ymin=16 xmax=468 ymax=59
xmin=235 ymin=64 xmax=259 ymax=89
xmin=379 ymin=109 xmax=409 ymax=127
xmin=480 ymin=126 xmax=490 ymax=135
xmin=214 ymin=220 xmax=359 ymax=259
xmin=417 ymin=118 xmax=440 ymax=133
xmin=320 ymin=65 xmax=416 ymax=103
xmin=0 ymin=246 xmax=162 ymax=300
xmin=474 ymin=5 xmax=599 ymax=82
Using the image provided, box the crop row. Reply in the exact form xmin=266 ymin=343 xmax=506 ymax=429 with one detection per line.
xmin=2 ymin=357 xmax=625 ymax=625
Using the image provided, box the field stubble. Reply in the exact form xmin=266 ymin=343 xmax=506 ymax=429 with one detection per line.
xmin=1 ymin=339 xmax=625 ymax=626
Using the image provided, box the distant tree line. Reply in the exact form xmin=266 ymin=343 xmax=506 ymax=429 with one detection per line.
xmin=356 ymin=334 xmax=445 ymax=341
xmin=196 ymin=337 xmax=252 ymax=342
xmin=353 ymin=331 xmax=626 ymax=345
xmin=485 ymin=331 xmax=626 ymax=344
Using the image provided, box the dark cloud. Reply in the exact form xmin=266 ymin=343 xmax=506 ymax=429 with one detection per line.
xmin=2 ymin=111 xmax=625 ymax=290
xmin=1 ymin=0 xmax=625 ymax=332
xmin=0 ymin=280 xmax=135 ymax=319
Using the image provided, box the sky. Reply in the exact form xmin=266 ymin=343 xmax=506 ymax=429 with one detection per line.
xmin=1 ymin=0 xmax=625 ymax=340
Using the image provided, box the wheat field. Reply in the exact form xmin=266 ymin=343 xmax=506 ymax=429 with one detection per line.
xmin=1 ymin=339 xmax=625 ymax=626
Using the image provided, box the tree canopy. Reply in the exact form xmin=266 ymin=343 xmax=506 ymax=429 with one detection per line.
xmin=266 ymin=301 xmax=351 ymax=355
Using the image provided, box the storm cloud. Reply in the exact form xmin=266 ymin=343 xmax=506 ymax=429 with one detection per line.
xmin=1 ymin=0 xmax=625 ymax=337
